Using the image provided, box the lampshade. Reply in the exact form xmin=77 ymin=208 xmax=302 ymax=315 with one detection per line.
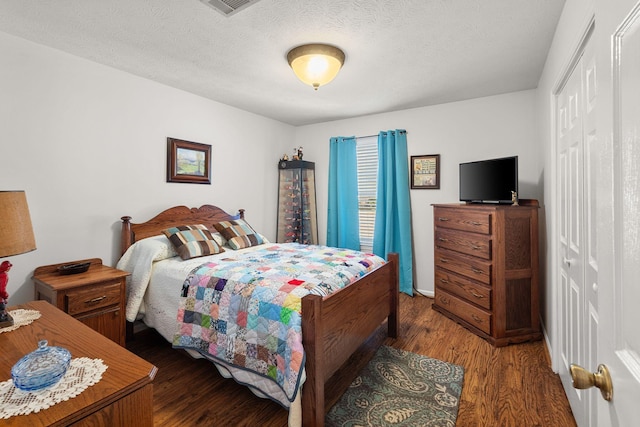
xmin=0 ymin=191 xmax=36 ymax=257
xmin=287 ymin=44 xmax=345 ymax=90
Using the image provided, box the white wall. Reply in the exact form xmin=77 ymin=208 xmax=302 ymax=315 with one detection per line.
xmin=0 ymin=31 xmax=294 ymax=305
xmin=294 ymin=90 xmax=541 ymax=296
xmin=0 ymin=22 xmax=551 ymax=326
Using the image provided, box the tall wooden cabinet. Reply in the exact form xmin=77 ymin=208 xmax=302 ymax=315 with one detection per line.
xmin=276 ymin=160 xmax=318 ymax=244
xmin=431 ymin=201 xmax=542 ymax=346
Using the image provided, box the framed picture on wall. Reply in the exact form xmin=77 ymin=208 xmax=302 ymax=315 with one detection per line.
xmin=410 ymin=154 xmax=440 ymax=189
xmin=167 ymin=137 xmax=211 ymax=184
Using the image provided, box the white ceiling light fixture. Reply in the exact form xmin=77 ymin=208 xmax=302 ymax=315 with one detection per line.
xmin=287 ymin=44 xmax=345 ymax=91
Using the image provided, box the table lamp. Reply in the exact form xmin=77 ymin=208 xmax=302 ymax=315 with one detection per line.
xmin=0 ymin=191 xmax=36 ymax=327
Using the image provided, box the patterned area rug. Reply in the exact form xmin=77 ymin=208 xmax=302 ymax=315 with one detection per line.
xmin=326 ymin=346 xmax=464 ymax=427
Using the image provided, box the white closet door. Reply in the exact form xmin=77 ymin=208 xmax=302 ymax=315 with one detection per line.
xmin=556 ymin=30 xmax=600 ymax=427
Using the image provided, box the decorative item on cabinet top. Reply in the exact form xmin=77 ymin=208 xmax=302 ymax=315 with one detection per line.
xmin=280 ymin=147 xmax=303 ymax=163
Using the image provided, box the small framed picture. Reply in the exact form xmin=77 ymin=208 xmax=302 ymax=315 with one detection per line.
xmin=410 ymin=154 xmax=440 ymax=189
xmin=167 ymin=138 xmax=211 ymax=184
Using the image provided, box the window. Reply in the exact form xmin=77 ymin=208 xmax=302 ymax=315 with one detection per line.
xmin=356 ymin=136 xmax=378 ymax=252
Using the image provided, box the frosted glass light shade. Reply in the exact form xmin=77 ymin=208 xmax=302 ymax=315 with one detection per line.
xmin=0 ymin=191 xmax=36 ymax=257
xmin=287 ymin=44 xmax=345 ymax=90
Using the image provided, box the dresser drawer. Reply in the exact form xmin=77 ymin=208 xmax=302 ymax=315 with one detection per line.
xmin=435 ymin=247 xmax=491 ymax=285
xmin=435 ymin=228 xmax=491 ymax=260
xmin=435 ymin=268 xmax=491 ymax=310
xmin=434 ymin=207 xmax=491 ymax=234
xmin=66 ymin=281 xmax=122 ymax=316
xmin=434 ymin=289 xmax=492 ymax=334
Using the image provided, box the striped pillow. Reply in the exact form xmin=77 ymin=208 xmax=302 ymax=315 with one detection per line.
xmin=213 ymin=219 xmax=264 ymax=250
xmin=162 ymin=224 xmax=225 ymax=260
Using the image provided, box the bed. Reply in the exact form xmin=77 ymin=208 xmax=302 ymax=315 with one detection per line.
xmin=118 ymin=204 xmax=399 ymax=427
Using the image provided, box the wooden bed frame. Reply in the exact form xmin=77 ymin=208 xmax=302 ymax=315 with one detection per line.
xmin=120 ymin=205 xmax=399 ymax=426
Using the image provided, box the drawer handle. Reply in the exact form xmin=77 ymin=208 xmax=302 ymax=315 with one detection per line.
xmin=468 ymin=221 xmax=482 ymax=226
xmin=471 ymin=314 xmax=482 ymax=323
xmin=439 ymin=258 xmax=449 ymax=263
xmin=86 ymin=296 xmax=107 ymax=304
xmin=471 ymin=291 xmax=484 ymax=299
xmin=471 ymin=268 xmax=483 ymax=274
xmin=439 ymin=278 xmax=449 ymax=284
xmin=438 ymin=237 xmax=449 ymax=242
xmin=438 ymin=217 xmax=449 ymax=222
xmin=440 ymin=297 xmax=450 ymax=305
xmin=471 ymin=245 xmax=482 ymax=250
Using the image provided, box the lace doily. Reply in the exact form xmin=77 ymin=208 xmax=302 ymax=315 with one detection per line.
xmin=0 ymin=310 xmax=41 ymax=333
xmin=0 ymin=358 xmax=108 ymax=419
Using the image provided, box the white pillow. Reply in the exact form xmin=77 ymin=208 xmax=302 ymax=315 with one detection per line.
xmin=129 ymin=235 xmax=178 ymax=261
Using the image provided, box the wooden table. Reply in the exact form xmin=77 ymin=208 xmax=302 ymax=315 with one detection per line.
xmin=0 ymin=300 xmax=157 ymax=426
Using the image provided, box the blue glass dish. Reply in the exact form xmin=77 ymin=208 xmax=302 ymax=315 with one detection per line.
xmin=11 ymin=340 xmax=71 ymax=391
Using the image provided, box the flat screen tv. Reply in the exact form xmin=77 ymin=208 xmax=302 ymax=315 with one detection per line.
xmin=459 ymin=156 xmax=518 ymax=204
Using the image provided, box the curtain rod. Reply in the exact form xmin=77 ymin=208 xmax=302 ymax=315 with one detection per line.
xmin=355 ymin=130 xmax=407 ymax=139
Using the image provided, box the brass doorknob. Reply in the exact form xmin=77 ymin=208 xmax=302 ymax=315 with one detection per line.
xmin=570 ymin=363 xmax=613 ymax=401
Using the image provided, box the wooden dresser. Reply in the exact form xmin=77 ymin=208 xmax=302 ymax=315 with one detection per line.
xmin=432 ymin=201 xmax=542 ymax=346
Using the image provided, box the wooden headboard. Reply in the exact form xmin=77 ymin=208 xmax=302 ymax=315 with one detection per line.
xmin=120 ymin=205 xmax=244 ymax=256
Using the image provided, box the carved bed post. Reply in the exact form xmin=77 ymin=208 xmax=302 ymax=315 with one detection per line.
xmin=121 ymin=216 xmax=132 ymax=256
xmin=238 ymin=208 xmax=245 ymax=220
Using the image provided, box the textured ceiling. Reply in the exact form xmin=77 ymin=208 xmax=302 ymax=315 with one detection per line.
xmin=0 ymin=0 xmax=565 ymax=126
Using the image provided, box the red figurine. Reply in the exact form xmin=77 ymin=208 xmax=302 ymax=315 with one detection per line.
xmin=0 ymin=260 xmax=12 ymax=301
xmin=0 ymin=260 xmax=12 ymax=326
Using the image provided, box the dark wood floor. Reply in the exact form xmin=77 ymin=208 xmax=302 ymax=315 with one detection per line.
xmin=126 ymin=293 xmax=576 ymax=426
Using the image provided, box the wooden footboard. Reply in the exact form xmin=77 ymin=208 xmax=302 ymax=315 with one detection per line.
xmin=301 ymin=253 xmax=399 ymax=426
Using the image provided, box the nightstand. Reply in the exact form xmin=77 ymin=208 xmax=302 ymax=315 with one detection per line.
xmin=33 ymin=258 xmax=129 ymax=346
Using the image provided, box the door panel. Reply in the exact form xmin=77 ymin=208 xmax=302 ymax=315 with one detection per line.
xmin=606 ymin=4 xmax=640 ymax=423
xmin=582 ymin=34 xmax=600 ymax=427
xmin=557 ymin=45 xmax=588 ymax=426
xmin=557 ymin=28 xmax=599 ymax=427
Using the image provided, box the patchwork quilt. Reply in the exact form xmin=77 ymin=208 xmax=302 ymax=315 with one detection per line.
xmin=172 ymin=243 xmax=385 ymax=402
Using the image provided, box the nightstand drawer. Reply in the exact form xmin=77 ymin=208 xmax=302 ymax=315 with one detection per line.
xmin=66 ymin=282 xmax=121 ymax=316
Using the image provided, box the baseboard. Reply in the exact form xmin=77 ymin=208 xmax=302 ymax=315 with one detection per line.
xmin=414 ymin=288 xmax=434 ymax=298
xmin=540 ymin=319 xmax=555 ymax=371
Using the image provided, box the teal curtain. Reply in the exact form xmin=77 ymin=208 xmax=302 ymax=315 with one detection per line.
xmin=327 ymin=136 xmax=360 ymax=250
xmin=373 ymin=130 xmax=414 ymax=295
